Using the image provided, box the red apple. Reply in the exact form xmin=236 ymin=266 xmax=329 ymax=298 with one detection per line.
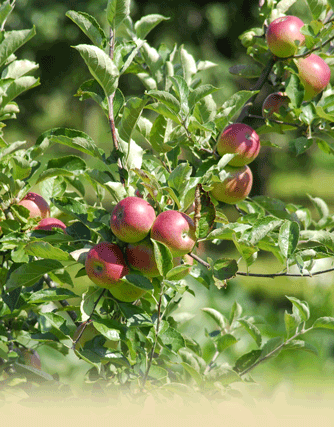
xmin=110 ymin=196 xmax=156 ymax=243
xmin=216 ymin=123 xmax=260 ymax=167
xmin=35 ymin=217 xmax=67 ymax=232
xmin=125 ymin=239 xmax=161 ymax=277
xmin=150 ymin=210 xmax=196 ymax=257
xmin=85 ymin=242 xmax=129 ymax=289
xmin=210 ymin=165 xmax=253 ymax=204
xmin=18 ymin=192 xmax=50 ymax=219
xmin=296 ymin=53 xmax=331 ymax=101
xmin=262 ymin=92 xmax=290 ymax=118
xmin=266 ymin=15 xmax=305 ymax=58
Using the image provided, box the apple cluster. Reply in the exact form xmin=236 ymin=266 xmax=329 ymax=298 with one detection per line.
xmin=266 ymin=15 xmax=331 ymax=101
xmin=211 ymin=123 xmax=260 ymax=204
xmin=84 ymin=196 xmax=196 ymax=301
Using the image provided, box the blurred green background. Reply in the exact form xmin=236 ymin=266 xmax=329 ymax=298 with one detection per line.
xmin=6 ymin=0 xmax=334 ymax=399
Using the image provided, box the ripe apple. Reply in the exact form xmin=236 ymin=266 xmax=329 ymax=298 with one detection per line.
xmin=73 ymin=322 xmax=119 ymax=351
xmin=35 ymin=217 xmax=67 ymax=232
xmin=110 ymin=196 xmax=156 ymax=243
xmin=296 ymin=53 xmax=331 ymax=101
xmin=262 ymin=92 xmax=290 ymax=118
xmin=150 ymin=210 xmax=196 ymax=257
xmin=125 ymin=239 xmax=161 ymax=277
xmin=109 ymin=280 xmax=147 ymax=302
xmin=18 ymin=192 xmax=50 ymax=219
xmin=85 ymin=242 xmax=129 ymax=289
xmin=266 ymin=15 xmax=305 ymax=58
xmin=216 ymin=123 xmax=260 ymax=167
xmin=210 ymin=165 xmax=253 ymax=204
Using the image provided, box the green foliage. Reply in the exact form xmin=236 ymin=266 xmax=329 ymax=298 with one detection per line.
xmin=1 ymin=0 xmax=334 ymax=404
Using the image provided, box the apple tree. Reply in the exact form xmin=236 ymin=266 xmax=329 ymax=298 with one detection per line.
xmin=1 ymin=0 xmax=334 ymax=401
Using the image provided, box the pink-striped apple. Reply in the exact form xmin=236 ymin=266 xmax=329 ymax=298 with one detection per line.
xmin=35 ymin=217 xmax=67 ymax=232
xmin=262 ymin=92 xmax=290 ymax=118
xmin=151 ymin=210 xmax=196 ymax=257
xmin=18 ymin=192 xmax=50 ymax=219
xmin=266 ymin=15 xmax=305 ymax=58
xmin=296 ymin=53 xmax=331 ymax=101
xmin=110 ymin=196 xmax=156 ymax=243
xmin=125 ymin=239 xmax=160 ymax=277
xmin=85 ymin=242 xmax=129 ymax=289
xmin=210 ymin=165 xmax=253 ymax=204
xmin=217 ymin=123 xmax=260 ymax=167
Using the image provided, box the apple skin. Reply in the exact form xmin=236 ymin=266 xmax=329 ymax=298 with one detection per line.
xmin=109 ymin=280 xmax=147 ymax=302
xmin=266 ymin=15 xmax=305 ymax=58
xmin=18 ymin=192 xmax=50 ymax=219
xmin=210 ymin=165 xmax=253 ymax=204
xmin=262 ymin=92 xmax=290 ymax=118
xmin=125 ymin=239 xmax=161 ymax=278
xmin=296 ymin=53 xmax=331 ymax=101
xmin=35 ymin=217 xmax=67 ymax=232
xmin=217 ymin=123 xmax=260 ymax=167
xmin=110 ymin=196 xmax=156 ymax=243
xmin=85 ymin=242 xmax=129 ymax=289
xmin=150 ymin=210 xmax=196 ymax=257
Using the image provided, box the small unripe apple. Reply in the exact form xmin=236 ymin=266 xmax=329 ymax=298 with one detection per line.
xmin=85 ymin=242 xmax=129 ymax=289
xmin=125 ymin=239 xmax=161 ymax=277
xmin=109 ymin=280 xmax=147 ymax=302
xmin=296 ymin=53 xmax=331 ymax=101
xmin=266 ymin=15 xmax=305 ymax=58
xmin=35 ymin=217 xmax=67 ymax=232
xmin=210 ymin=165 xmax=253 ymax=204
xmin=217 ymin=123 xmax=260 ymax=167
xmin=110 ymin=196 xmax=156 ymax=243
xmin=151 ymin=210 xmax=196 ymax=257
xmin=18 ymin=192 xmax=50 ymax=219
xmin=262 ymin=92 xmax=290 ymax=118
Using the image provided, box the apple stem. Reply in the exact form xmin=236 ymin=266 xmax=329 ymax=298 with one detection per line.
xmin=142 ymin=283 xmax=165 ymax=389
xmin=235 ymin=55 xmax=276 ymax=124
xmin=107 ymin=27 xmax=125 ymax=185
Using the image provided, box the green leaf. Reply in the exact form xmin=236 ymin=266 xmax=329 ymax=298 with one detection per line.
xmin=147 ymin=90 xmax=181 ymax=113
xmin=230 ymin=301 xmax=243 ymax=325
xmin=6 ymin=259 xmax=64 ymax=290
xmin=238 ymin=319 xmax=262 ymax=347
xmin=216 ymin=334 xmax=238 ymax=353
xmin=180 ymin=46 xmax=197 ymax=85
xmin=149 ymin=114 xmax=173 ymax=153
xmin=188 ymin=84 xmax=219 ymax=112
xmin=151 ymin=239 xmax=173 ymax=277
xmin=233 ymin=349 xmax=261 ymax=373
xmin=278 ymin=220 xmax=299 ymax=259
xmin=40 ymin=312 xmax=72 ymax=340
xmin=312 ymin=316 xmax=334 ymax=330
xmin=118 ymin=96 xmax=148 ymax=143
xmin=285 ymin=73 xmax=304 ymax=108
xmin=300 ymin=230 xmax=334 ymax=252
xmin=305 ymin=0 xmax=327 ymax=20
xmin=66 ymin=11 xmax=107 ymax=48
xmin=284 ymin=310 xmax=301 ymax=338
xmin=24 ymin=241 xmax=72 ymax=261
xmin=28 ymin=288 xmax=78 ymax=303
xmin=160 ymin=326 xmax=185 ymax=352
xmin=75 ymin=79 xmax=109 ymax=115
xmin=288 ymin=136 xmax=313 ymax=156
xmin=0 ymin=28 xmax=36 ymax=69
xmin=212 ymin=258 xmax=238 ymax=282
xmin=251 ymin=196 xmax=298 ymax=221
xmin=134 ymin=14 xmax=170 ymax=40
xmin=181 ymin=362 xmax=202 ymax=386
xmin=106 ymin=0 xmax=131 ymax=29
xmin=168 ymin=162 xmax=192 ymax=194
xmin=283 ymin=339 xmax=318 ymax=355
xmin=0 ymin=1 xmax=14 ymax=29
xmin=242 ymin=216 xmax=282 ymax=246
xmin=216 ymin=90 xmax=258 ymax=130
xmin=74 ymin=44 xmax=119 ymax=97
xmin=286 ymin=296 xmax=310 ymax=321
xmin=201 ymin=307 xmax=227 ymax=329
xmin=36 ymin=127 xmax=103 ymax=161
xmin=123 ymin=274 xmax=154 ymax=291
xmin=2 ymin=76 xmax=40 ymax=106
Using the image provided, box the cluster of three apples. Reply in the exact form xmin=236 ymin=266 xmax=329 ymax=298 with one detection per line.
xmin=85 ymin=196 xmax=196 ymax=301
